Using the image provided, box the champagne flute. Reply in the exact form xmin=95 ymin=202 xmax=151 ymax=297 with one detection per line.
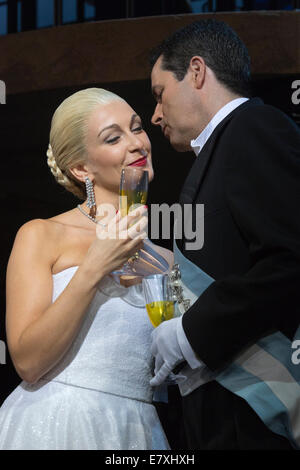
xmin=112 ymin=167 xmax=148 ymax=276
xmin=113 ymin=167 xmax=170 ymax=277
xmin=142 ymin=274 xmax=175 ymax=328
xmin=143 ymin=274 xmax=187 ymax=383
xmin=119 ymin=167 xmax=148 ymax=218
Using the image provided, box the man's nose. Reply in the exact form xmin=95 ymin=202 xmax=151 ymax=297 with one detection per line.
xmin=151 ymin=103 xmax=163 ymax=126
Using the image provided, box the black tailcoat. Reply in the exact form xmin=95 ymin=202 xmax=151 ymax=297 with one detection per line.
xmin=178 ymin=98 xmax=300 ymax=449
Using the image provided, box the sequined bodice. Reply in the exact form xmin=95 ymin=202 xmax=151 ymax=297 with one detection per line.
xmin=42 ymin=267 xmax=154 ymax=403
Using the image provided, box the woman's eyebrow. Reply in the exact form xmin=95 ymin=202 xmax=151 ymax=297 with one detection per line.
xmin=130 ymin=114 xmax=139 ymax=126
xmin=98 ymin=124 xmax=120 ymax=137
xmin=98 ymin=114 xmax=140 ymax=137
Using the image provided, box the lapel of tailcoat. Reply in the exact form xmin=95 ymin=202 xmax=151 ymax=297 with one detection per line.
xmin=179 ymin=98 xmax=263 ymax=206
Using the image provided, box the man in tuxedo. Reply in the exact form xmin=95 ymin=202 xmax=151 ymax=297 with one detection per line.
xmin=149 ymin=19 xmax=300 ymax=449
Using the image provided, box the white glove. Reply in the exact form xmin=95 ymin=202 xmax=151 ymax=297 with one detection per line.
xmin=150 ymin=317 xmax=186 ymax=387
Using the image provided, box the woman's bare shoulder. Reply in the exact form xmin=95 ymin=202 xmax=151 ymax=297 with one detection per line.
xmin=17 ymin=208 xmax=80 ymax=236
xmin=12 ymin=218 xmax=61 ymax=264
xmin=14 ymin=211 xmax=78 ymax=260
xmin=16 ymin=216 xmax=65 ymax=241
xmin=9 ymin=209 xmax=91 ymax=278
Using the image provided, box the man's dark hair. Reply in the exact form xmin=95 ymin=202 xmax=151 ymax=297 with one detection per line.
xmin=150 ymin=19 xmax=252 ymax=97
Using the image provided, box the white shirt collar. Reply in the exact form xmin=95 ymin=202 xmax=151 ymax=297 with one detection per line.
xmin=190 ymin=97 xmax=249 ymax=156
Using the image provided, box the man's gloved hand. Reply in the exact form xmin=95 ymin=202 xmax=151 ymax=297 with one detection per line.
xmin=150 ymin=317 xmax=186 ymax=387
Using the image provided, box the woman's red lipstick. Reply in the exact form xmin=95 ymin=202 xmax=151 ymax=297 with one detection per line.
xmin=128 ymin=156 xmax=147 ymax=167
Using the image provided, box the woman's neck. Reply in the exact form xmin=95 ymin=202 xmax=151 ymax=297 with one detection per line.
xmin=83 ymin=187 xmax=119 ymax=220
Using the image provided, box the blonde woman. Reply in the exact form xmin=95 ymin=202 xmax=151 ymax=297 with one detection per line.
xmin=0 ymin=88 xmax=171 ymax=450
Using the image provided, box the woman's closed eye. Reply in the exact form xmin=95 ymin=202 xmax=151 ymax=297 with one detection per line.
xmin=106 ymin=135 xmax=120 ymax=144
xmin=132 ymin=124 xmax=143 ymax=133
xmin=105 ymin=123 xmax=143 ymax=144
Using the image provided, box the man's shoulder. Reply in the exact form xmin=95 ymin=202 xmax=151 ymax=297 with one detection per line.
xmin=231 ymin=98 xmax=296 ymax=129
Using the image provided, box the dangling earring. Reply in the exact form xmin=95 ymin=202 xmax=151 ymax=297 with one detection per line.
xmin=85 ymin=176 xmax=96 ymax=216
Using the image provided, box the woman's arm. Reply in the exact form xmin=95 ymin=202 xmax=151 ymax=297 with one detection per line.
xmin=6 ymin=210 xmax=147 ymax=384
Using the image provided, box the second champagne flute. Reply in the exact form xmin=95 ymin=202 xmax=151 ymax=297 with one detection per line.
xmin=142 ymin=274 xmax=175 ymax=328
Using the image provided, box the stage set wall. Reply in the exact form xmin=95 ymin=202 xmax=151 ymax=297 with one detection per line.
xmin=0 ymin=11 xmax=299 ymax=447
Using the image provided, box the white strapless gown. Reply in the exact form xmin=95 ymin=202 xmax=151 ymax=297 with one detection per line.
xmin=0 ymin=267 xmax=170 ymax=450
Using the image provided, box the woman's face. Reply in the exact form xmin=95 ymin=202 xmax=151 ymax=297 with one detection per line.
xmin=84 ymin=100 xmax=153 ymax=192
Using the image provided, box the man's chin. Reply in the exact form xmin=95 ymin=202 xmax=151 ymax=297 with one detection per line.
xmin=170 ymin=138 xmax=191 ymax=153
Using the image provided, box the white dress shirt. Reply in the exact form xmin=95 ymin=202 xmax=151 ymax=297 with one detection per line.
xmin=177 ymin=97 xmax=249 ymax=371
xmin=190 ymin=97 xmax=249 ymax=156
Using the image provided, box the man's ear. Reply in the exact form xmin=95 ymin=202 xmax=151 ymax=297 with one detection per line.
xmin=189 ymin=56 xmax=206 ymax=89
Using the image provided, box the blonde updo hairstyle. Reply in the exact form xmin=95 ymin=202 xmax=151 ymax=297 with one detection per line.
xmin=47 ymin=88 xmax=125 ymax=200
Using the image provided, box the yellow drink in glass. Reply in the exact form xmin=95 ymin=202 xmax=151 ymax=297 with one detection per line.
xmin=143 ymin=274 xmax=174 ymax=328
xmin=120 ymin=189 xmax=147 ymax=217
xmin=146 ymin=301 xmax=174 ymax=328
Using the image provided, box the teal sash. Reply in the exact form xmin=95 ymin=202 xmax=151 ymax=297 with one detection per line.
xmin=174 ymin=239 xmax=300 ymax=449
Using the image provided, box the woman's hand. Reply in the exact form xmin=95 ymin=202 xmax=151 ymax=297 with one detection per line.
xmin=81 ymin=205 xmax=148 ymax=280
